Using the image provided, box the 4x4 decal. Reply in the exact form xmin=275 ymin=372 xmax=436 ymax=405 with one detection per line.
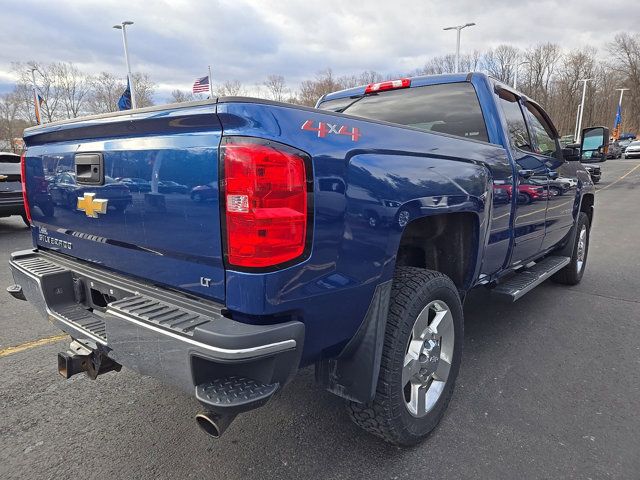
xmin=301 ymin=120 xmax=361 ymax=142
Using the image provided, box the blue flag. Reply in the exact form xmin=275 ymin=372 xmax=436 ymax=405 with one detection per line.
xmin=118 ymin=79 xmax=132 ymax=110
xmin=614 ymin=104 xmax=622 ymax=129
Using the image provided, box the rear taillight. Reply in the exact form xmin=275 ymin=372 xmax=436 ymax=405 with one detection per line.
xmin=364 ymin=78 xmax=411 ymax=94
xmin=20 ymin=152 xmax=32 ymax=225
xmin=222 ymin=138 xmax=311 ymax=269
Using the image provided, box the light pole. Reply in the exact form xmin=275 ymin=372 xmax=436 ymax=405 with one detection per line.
xmin=574 ymin=103 xmax=581 ymax=142
xmin=443 ymin=22 xmax=476 ymax=73
xmin=113 ymin=20 xmax=137 ymax=109
xmin=614 ymin=87 xmax=629 ymax=139
xmin=576 ymin=78 xmax=591 ymax=143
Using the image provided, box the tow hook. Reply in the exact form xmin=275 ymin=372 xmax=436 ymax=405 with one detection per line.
xmin=58 ymin=341 xmax=121 ymax=380
xmin=6 ymin=284 xmax=26 ymax=301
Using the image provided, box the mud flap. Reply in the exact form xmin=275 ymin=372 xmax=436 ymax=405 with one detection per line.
xmin=315 ymin=280 xmax=392 ymax=403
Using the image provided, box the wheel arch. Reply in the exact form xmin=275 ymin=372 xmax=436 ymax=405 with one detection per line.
xmin=394 ymin=211 xmax=481 ymax=293
xmin=580 ymin=192 xmax=594 ymax=228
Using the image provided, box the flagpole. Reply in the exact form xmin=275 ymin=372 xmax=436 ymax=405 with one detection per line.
xmin=614 ymin=88 xmax=629 ymax=140
xmin=208 ymin=65 xmax=214 ymax=99
xmin=30 ymin=67 xmax=42 ymax=125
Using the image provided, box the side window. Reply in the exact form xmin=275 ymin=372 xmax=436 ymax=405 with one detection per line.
xmin=524 ymin=103 xmax=559 ymax=157
xmin=497 ymin=90 xmax=532 ymax=152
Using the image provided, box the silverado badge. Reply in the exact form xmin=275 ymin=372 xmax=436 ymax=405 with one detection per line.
xmin=77 ymin=193 xmax=108 ymax=218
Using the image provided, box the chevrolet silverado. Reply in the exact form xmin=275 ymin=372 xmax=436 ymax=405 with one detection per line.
xmin=8 ymin=73 xmax=608 ymax=445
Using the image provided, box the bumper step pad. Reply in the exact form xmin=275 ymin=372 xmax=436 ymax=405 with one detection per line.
xmin=492 ymin=255 xmax=570 ymax=302
xmin=56 ymin=304 xmax=107 ymax=342
xmin=107 ymin=296 xmax=212 ymax=337
xmin=196 ymin=376 xmax=279 ymax=413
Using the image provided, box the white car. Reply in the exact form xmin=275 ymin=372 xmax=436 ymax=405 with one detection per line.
xmin=623 ymin=141 xmax=640 ymax=159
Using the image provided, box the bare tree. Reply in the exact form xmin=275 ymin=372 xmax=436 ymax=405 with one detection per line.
xmin=547 ymin=47 xmax=598 ymax=135
xmin=608 ymin=33 xmax=640 ymax=133
xmin=263 ymin=75 xmax=288 ymax=101
xmin=132 ymin=72 xmax=156 ymax=108
xmin=483 ymin=45 xmax=520 ymax=83
xmin=0 ymin=91 xmax=28 ymax=152
xmin=12 ymin=83 xmax=38 ymax=124
xmin=13 ymin=61 xmax=64 ymax=122
xmin=169 ymin=89 xmax=195 ymax=103
xmin=421 ymin=54 xmax=457 ymax=74
xmin=520 ymin=43 xmax=562 ymax=106
xmin=52 ymin=62 xmax=91 ymax=118
xmin=87 ymin=72 xmax=123 ymax=114
xmin=338 ymin=70 xmax=385 ymax=89
xmin=217 ymin=80 xmax=245 ymax=97
xmin=86 ymin=72 xmax=155 ymax=112
xmin=295 ymin=68 xmax=343 ymax=106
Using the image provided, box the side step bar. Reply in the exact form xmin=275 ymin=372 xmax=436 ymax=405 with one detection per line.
xmin=492 ymin=256 xmax=571 ymax=302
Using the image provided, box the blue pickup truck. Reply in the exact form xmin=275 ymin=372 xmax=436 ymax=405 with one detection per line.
xmin=8 ymin=73 xmax=608 ymax=446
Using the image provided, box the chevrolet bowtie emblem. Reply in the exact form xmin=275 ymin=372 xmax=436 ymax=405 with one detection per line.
xmin=0 ymin=175 xmax=7 ymax=181
xmin=77 ymin=193 xmax=108 ymax=218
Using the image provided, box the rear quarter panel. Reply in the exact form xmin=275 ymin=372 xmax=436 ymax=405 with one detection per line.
xmin=218 ymin=100 xmax=502 ymax=362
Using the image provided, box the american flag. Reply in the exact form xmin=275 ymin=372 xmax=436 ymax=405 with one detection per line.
xmin=192 ymin=75 xmax=210 ymax=94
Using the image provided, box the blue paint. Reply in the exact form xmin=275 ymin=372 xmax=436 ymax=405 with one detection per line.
xmin=22 ymin=73 xmax=594 ymax=365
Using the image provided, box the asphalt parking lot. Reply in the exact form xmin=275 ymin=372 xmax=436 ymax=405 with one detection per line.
xmin=1 ymin=159 xmax=639 ymax=480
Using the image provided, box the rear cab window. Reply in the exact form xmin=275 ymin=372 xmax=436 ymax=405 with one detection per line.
xmin=318 ymin=82 xmax=489 ymax=143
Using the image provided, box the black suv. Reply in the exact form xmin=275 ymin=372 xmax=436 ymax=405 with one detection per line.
xmin=0 ymin=152 xmax=28 ymax=226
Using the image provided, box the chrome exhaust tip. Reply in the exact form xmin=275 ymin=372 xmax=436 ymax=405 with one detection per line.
xmin=195 ymin=412 xmax=236 ymax=439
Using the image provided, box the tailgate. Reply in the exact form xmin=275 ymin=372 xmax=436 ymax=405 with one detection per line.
xmin=22 ymin=103 xmax=225 ymax=302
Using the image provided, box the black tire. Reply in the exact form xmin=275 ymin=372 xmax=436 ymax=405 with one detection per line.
xmin=346 ymin=267 xmax=463 ymax=446
xmin=518 ymin=192 xmax=531 ymax=205
xmin=552 ymin=212 xmax=590 ymax=285
xmin=548 ymin=186 xmax=562 ymax=197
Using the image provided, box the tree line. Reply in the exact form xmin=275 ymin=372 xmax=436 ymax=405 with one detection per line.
xmin=1 ymin=33 xmax=638 ymax=152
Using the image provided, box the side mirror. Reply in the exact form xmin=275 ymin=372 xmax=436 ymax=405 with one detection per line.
xmin=581 ymin=126 xmax=610 ymax=160
xmin=562 ymin=147 xmax=580 ymax=162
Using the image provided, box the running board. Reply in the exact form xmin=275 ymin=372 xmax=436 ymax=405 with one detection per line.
xmin=492 ymin=256 xmax=571 ymax=302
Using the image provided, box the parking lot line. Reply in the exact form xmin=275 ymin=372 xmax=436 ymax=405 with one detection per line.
xmin=597 ymin=162 xmax=640 ymax=192
xmin=0 ymin=334 xmax=68 ymax=358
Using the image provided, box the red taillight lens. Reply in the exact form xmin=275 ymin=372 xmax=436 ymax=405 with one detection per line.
xmin=364 ymin=78 xmax=411 ymax=94
xmin=20 ymin=152 xmax=32 ymax=225
xmin=222 ymin=139 xmax=310 ymax=268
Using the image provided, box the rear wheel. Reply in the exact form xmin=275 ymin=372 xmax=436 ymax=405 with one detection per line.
xmin=548 ymin=186 xmax=562 ymax=197
xmin=552 ymin=212 xmax=590 ymax=285
xmin=346 ymin=267 xmax=463 ymax=446
xmin=518 ymin=192 xmax=531 ymax=204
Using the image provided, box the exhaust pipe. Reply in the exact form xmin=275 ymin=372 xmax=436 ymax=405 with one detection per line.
xmin=195 ymin=412 xmax=236 ymax=439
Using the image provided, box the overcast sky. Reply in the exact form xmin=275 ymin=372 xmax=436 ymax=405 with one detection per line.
xmin=0 ymin=0 xmax=635 ymax=100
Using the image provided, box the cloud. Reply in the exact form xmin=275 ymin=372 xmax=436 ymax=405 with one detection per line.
xmin=0 ymin=0 xmax=635 ymax=99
